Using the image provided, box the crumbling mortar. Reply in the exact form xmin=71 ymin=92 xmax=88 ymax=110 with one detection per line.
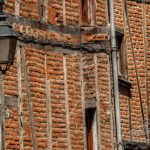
xmin=16 ymin=32 xmax=111 ymax=54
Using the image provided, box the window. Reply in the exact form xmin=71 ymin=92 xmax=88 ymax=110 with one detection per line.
xmin=107 ymin=0 xmax=110 ymax=22
xmin=85 ymin=108 xmax=98 ymax=150
xmin=81 ymin=0 xmax=96 ymax=26
xmin=116 ymin=35 xmax=127 ymax=79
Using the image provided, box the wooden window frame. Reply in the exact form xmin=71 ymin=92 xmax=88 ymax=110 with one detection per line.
xmin=116 ymin=35 xmax=128 ymax=80
xmin=81 ymin=0 xmax=96 ymax=26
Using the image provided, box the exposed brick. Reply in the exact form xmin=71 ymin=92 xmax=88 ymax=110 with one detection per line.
xmin=2 ymin=0 xmax=150 ymax=150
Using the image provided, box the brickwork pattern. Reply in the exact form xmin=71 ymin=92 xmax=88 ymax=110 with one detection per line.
xmin=96 ymin=53 xmax=113 ymax=150
xmin=124 ymin=1 xmax=148 ymax=142
xmin=114 ymin=0 xmax=150 ymax=143
xmin=2 ymin=0 xmax=150 ymax=149
xmin=3 ymin=47 xmax=112 ymax=149
xmin=5 ymin=0 xmax=107 ymax=26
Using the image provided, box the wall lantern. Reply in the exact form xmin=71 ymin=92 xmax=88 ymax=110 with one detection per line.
xmin=0 ymin=0 xmax=17 ymax=74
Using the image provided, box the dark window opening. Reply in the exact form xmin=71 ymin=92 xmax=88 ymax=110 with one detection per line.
xmin=116 ymin=35 xmax=128 ymax=80
xmin=107 ymin=0 xmax=110 ymax=22
xmin=85 ymin=108 xmax=98 ymax=150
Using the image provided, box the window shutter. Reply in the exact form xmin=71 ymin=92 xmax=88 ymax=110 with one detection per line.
xmin=82 ymin=0 xmax=88 ymax=25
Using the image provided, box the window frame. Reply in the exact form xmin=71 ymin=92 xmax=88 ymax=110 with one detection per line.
xmin=81 ymin=0 xmax=96 ymax=26
xmin=116 ymin=34 xmax=128 ymax=80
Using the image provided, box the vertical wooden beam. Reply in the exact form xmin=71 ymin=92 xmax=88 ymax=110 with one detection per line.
xmin=45 ymin=54 xmax=52 ymax=149
xmin=16 ymin=43 xmax=24 ymax=150
xmin=43 ymin=0 xmax=48 ymax=22
xmin=63 ymin=0 xmax=66 ymax=25
xmin=80 ymin=55 xmax=87 ymax=150
xmin=108 ymin=54 xmax=115 ymax=149
xmin=21 ymin=49 xmax=38 ymax=150
xmin=45 ymin=79 xmax=52 ymax=149
xmin=89 ymin=0 xmax=96 ymax=26
xmin=63 ymin=56 xmax=71 ymax=150
xmin=94 ymin=54 xmax=101 ymax=150
xmin=15 ymin=0 xmax=20 ymax=15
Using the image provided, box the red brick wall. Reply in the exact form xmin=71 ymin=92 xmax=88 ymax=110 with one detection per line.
xmin=1 ymin=0 xmax=110 ymax=149
xmin=4 ymin=0 xmax=107 ymax=26
xmin=2 ymin=0 xmax=150 ymax=149
xmin=114 ymin=0 xmax=150 ymax=144
xmin=83 ymin=53 xmax=113 ymax=149
xmin=125 ymin=1 xmax=148 ymax=142
xmin=114 ymin=0 xmax=124 ymax=27
xmin=3 ymin=46 xmax=113 ymax=149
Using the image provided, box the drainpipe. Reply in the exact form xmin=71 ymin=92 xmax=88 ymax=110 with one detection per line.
xmin=109 ymin=0 xmax=123 ymax=150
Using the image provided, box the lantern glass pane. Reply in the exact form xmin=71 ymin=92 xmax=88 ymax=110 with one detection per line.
xmin=0 ymin=37 xmax=10 ymax=64
xmin=9 ymin=37 xmax=17 ymax=63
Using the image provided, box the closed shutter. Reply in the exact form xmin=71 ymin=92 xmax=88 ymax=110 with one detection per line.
xmin=82 ymin=0 xmax=88 ymax=25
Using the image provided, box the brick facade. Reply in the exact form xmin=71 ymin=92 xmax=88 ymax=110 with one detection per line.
xmin=1 ymin=0 xmax=150 ymax=149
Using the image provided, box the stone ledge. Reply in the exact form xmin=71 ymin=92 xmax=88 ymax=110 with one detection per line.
xmin=6 ymin=13 xmax=108 ymax=36
xmin=123 ymin=140 xmax=150 ymax=150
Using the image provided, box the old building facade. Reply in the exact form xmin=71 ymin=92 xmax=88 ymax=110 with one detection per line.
xmin=1 ymin=0 xmax=150 ymax=149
